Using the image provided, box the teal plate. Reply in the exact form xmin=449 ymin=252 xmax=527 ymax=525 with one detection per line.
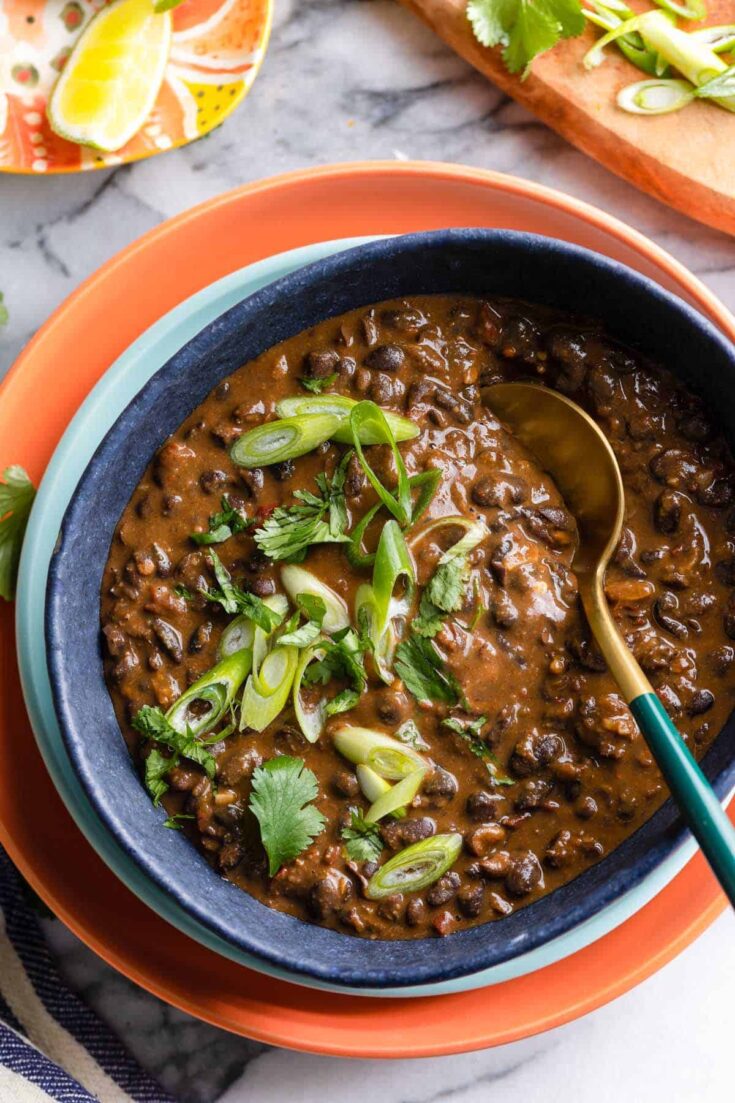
xmin=15 ymin=236 xmax=710 ymax=998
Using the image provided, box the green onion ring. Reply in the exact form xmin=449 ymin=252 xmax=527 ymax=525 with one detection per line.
xmin=364 ymin=768 xmax=427 ymax=823
xmin=365 ymin=833 xmax=463 ymax=899
xmin=229 ymin=413 xmax=343 ymax=468
xmin=349 ymin=401 xmax=412 ymax=527
xmin=333 ymin=725 xmax=426 ymax=779
xmin=166 ymin=650 xmax=251 ymax=737
xmin=275 ymin=394 xmax=419 ymax=444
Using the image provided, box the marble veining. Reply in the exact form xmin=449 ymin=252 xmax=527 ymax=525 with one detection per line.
xmin=2 ymin=1 xmax=735 ymax=1100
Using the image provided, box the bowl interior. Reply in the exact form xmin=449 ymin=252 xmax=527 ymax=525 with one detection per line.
xmin=45 ymin=229 xmax=735 ymax=988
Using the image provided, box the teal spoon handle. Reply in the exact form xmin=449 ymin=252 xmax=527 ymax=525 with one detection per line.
xmin=630 ymin=692 xmax=735 ymax=906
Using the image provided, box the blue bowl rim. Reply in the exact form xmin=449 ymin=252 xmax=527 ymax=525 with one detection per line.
xmin=45 ymin=228 xmax=735 ymax=988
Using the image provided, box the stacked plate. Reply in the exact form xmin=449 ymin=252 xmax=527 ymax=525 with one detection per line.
xmin=2 ymin=162 xmax=732 ymax=1053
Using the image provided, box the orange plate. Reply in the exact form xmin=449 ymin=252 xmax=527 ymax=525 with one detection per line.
xmin=1 ymin=162 xmax=732 ymax=1054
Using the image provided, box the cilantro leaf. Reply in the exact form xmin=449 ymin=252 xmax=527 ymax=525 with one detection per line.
xmin=467 ymin=0 xmax=585 ymax=76
xmin=413 ymin=591 xmax=446 ymax=638
xmin=163 ymin=812 xmax=195 ymax=830
xmin=190 ymin=495 xmax=253 ymax=547
xmin=131 ymin=705 xmax=217 ymax=780
xmin=0 ymin=293 xmax=8 ymax=328
xmin=487 ymin=761 xmax=515 ymax=787
xmin=341 ymin=808 xmax=384 ymax=862
xmin=254 ymin=454 xmax=352 ymax=562
xmin=249 ymin=756 xmax=326 ymax=875
xmin=303 ymin=627 xmax=368 ymax=716
xmin=0 ymin=465 xmax=36 ymax=601
xmin=144 ymin=748 xmax=172 ymax=805
xmin=394 ymin=635 xmax=463 ymax=706
xmin=442 ymin=714 xmax=490 ymax=758
xmin=202 ymin=550 xmax=283 ymax=631
xmin=299 ymin=373 xmax=339 ymax=395
xmin=278 ymin=592 xmax=327 ymax=647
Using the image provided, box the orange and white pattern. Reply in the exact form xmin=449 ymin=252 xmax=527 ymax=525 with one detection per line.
xmin=0 ymin=0 xmax=271 ymax=174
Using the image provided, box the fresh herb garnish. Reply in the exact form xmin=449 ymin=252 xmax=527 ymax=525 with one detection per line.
xmin=467 ymin=0 xmax=585 ymax=76
xmin=442 ymin=714 xmax=489 ymax=758
xmin=413 ymin=591 xmax=446 ymax=638
xmin=253 ymin=452 xmax=352 ymax=562
xmin=202 ymin=550 xmax=283 ymax=631
xmin=278 ymin=592 xmax=327 ymax=648
xmin=341 ymin=807 xmax=384 ymax=862
xmin=131 ymin=705 xmax=218 ymax=805
xmin=174 ymin=583 xmax=196 ymax=601
xmin=0 ymin=293 xmax=8 ymax=328
xmin=396 ymin=719 xmax=430 ymax=751
xmin=190 ymin=495 xmax=253 ymax=547
xmin=394 ymin=634 xmax=463 ymax=706
xmin=0 ymin=465 xmax=36 ymax=601
xmin=162 ymin=812 xmax=195 ymax=830
xmin=487 ymin=761 xmax=516 ymax=787
xmin=299 ymin=373 xmax=339 ymax=395
xmin=303 ymin=627 xmax=369 ymax=716
xmin=249 ymin=756 xmax=326 ymax=875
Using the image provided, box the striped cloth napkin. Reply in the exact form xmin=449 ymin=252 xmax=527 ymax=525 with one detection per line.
xmin=0 ymin=845 xmax=173 ymax=1103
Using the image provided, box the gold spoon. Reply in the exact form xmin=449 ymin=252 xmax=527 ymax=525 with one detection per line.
xmin=483 ymin=381 xmax=735 ymax=904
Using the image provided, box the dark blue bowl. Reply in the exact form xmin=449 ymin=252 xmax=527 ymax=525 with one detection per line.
xmin=46 ymin=230 xmax=735 ymax=989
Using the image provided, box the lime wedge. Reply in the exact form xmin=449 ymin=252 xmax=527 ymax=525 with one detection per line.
xmin=48 ymin=0 xmax=172 ymax=153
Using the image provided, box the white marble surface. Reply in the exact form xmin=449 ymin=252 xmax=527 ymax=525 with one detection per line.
xmin=2 ymin=1 xmax=735 ymax=1100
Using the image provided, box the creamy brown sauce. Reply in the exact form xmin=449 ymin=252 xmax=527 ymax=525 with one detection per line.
xmin=100 ymin=295 xmax=735 ymax=938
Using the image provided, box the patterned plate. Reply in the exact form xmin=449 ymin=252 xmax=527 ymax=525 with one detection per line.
xmin=0 ymin=0 xmax=272 ymax=174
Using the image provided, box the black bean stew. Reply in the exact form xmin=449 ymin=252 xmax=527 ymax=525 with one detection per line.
xmin=100 ymin=295 xmax=735 ymax=939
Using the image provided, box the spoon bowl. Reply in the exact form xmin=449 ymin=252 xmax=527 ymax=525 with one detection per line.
xmin=484 ymin=381 xmax=735 ymax=904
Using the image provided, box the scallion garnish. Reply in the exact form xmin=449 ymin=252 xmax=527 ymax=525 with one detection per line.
xmin=333 ymin=725 xmax=427 ymax=780
xmin=217 ymin=614 xmax=255 ymax=660
xmin=617 ymin=77 xmax=695 ymax=113
xmin=691 ymin=25 xmax=735 ymax=53
xmin=365 ymin=833 xmax=463 ymax=899
xmin=275 ymin=394 xmax=419 ymax=444
xmin=346 ymin=469 xmax=441 ymax=570
xmin=280 ymin=564 xmax=349 ymax=634
xmin=349 ymin=400 xmax=413 ymax=527
xmin=166 ymin=650 xmax=251 ymax=738
xmin=292 ymin=641 xmax=329 ymax=743
xmin=355 ymin=520 xmax=415 ymax=682
xmin=241 ymin=644 xmax=299 ymax=732
xmin=229 ymin=413 xmax=342 ymax=468
xmin=364 ymin=767 xmax=426 ymax=823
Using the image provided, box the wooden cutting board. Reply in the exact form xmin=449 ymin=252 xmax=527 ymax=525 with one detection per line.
xmin=399 ymin=0 xmax=735 ymax=235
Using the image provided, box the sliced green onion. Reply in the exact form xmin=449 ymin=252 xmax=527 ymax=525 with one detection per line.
xmin=652 ymin=0 xmax=706 ymax=20
xmin=356 ymin=763 xmax=392 ymax=803
xmin=365 ymin=767 xmax=426 ymax=823
xmin=617 ymin=78 xmax=695 ymax=113
xmin=293 ymin=641 xmax=328 ymax=743
xmin=275 ymin=394 xmax=419 ymax=444
xmin=691 ymin=26 xmax=735 ymax=53
xmin=280 ymin=564 xmax=349 ymax=634
xmin=695 ymin=64 xmax=735 ymax=99
xmin=350 ymin=401 xmax=412 ymax=527
xmin=241 ymin=645 xmax=298 ymax=732
xmin=166 ymin=650 xmax=251 ymax=737
xmin=229 ymin=413 xmax=342 ymax=468
xmin=346 ymin=470 xmax=442 ymax=571
xmin=584 ymin=13 xmax=652 ymax=68
xmin=217 ymin=615 xmax=255 ymax=660
xmin=584 ymin=7 xmax=664 ymax=75
xmin=333 ymin=725 xmax=426 ymax=780
xmin=365 ymin=833 xmax=463 ymax=899
xmin=372 ymin=521 xmax=415 ymax=631
xmin=635 ymin=11 xmax=733 ymax=108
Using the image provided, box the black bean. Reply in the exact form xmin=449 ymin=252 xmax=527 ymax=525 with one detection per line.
xmin=189 ymin=622 xmax=213 ymax=654
xmin=199 ymin=469 xmax=228 ymax=495
xmin=273 ymin=459 xmax=295 ymax=482
xmin=458 ymin=884 xmax=485 ymax=918
xmin=376 ymin=690 xmax=410 ymax=725
xmin=466 ymin=791 xmax=502 ymax=822
xmin=406 ymin=897 xmax=426 ymax=926
xmin=369 ymin=372 xmax=394 ymax=404
xmin=505 ymin=852 xmax=543 ymax=897
xmin=151 ymin=618 xmax=183 ymax=663
xmin=377 ymin=894 xmax=405 ymax=921
xmin=653 ymin=490 xmax=684 ymax=535
xmin=307 ymin=870 xmax=353 ymax=919
xmin=688 ymin=689 xmax=714 ymax=716
xmin=333 ymin=769 xmax=359 ymax=798
xmin=491 ymin=591 xmax=518 ymax=628
xmin=365 ymin=344 xmax=405 ymax=373
xmin=426 ymin=872 xmax=461 ymax=908
xmin=305 ymin=349 xmax=340 ymax=378
xmin=381 ymin=817 xmax=435 ymax=851
xmin=422 ymin=768 xmax=458 ymax=801
xmin=240 ymin=468 xmax=264 ymax=499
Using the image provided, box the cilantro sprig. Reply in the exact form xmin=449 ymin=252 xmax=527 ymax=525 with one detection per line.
xmin=0 ymin=465 xmax=36 ymax=601
xmin=249 ymin=756 xmax=326 ymax=875
xmin=253 ymin=452 xmax=352 ymax=562
xmin=299 ymin=373 xmax=339 ymax=395
xmin=341 ymin=808 xmax=384 ymax=862
xmin=190 ymin=495 xmax=253 ymax=547
xmin=467 ymin=0 xmax=585 ymax=76
xmin=303 ymin=627 xmax=369 ymax=716
xmin=132 ymin=705 xmax=219 ymax=804
xmin=201 ymin=550 xmax=283 ymax=631
xmin=442 ymin=714 xmax=514 ymax=786
xmin=394 ymin=635 xmax=463 ymax=706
